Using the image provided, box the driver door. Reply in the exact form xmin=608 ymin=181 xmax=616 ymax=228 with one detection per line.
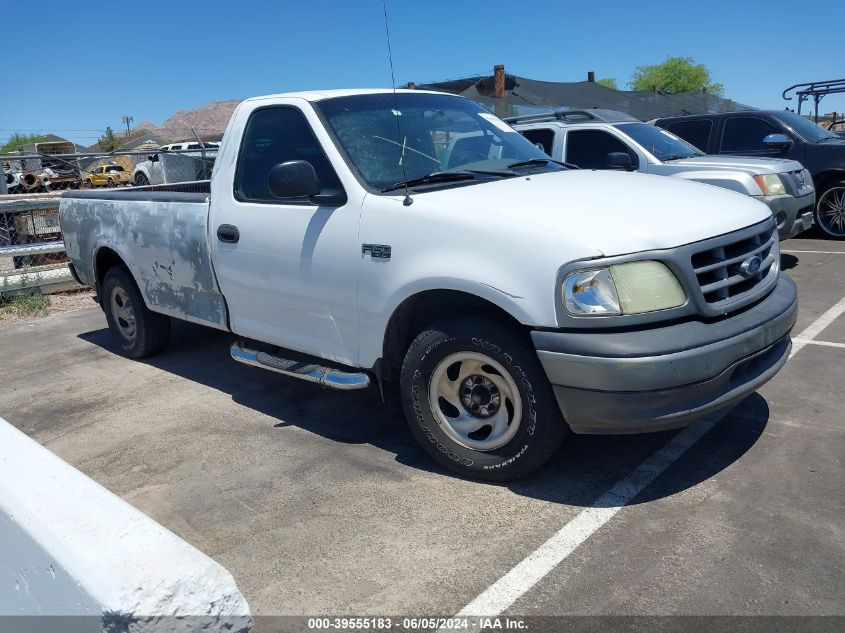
xmin=209 ymin=105 xmax=361 ymax=365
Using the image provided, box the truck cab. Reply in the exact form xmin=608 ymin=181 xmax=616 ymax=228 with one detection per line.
xmin=509 ymin=109 xmax=815 ymax=240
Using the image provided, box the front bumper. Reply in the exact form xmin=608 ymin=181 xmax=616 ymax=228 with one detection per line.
xmin=532 ymin=274 xmax=798 ymax=434
xmin=759 ymin=192 xmax=815 ymax=240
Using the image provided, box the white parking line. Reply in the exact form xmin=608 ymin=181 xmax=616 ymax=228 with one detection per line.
xmin=451 ymin=419 xmax=716 ymax=621
xmin=781 ymin=250 xmax=845 ymax=255
xmin=793 ymin=338 xmax=845 ymax=350
xmin=789 ymin=295 xmax=845 ymax=359
xmin=446 ymin=294 xmax=845 ymax=623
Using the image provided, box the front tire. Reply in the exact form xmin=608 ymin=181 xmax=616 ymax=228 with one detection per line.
xmin=102 ymin=266 xmax=170 ymax=358
xmin=134 ymin=172 xmax=150 ymax=187
xmin=400 ymin=317 xmax=567 ymax=481
xmin=816 ymin=183 xmax=845 ymax=239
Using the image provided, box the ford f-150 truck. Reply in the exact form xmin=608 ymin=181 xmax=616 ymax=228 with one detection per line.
xmin=508 ymin=109 xmax=815 ymax=241
xmin=59 ymin=89 xmax=797 ymax=481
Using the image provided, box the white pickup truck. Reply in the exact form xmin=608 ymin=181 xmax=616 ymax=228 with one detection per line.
xmin=60 ymin=89 xmax=797 ymax=481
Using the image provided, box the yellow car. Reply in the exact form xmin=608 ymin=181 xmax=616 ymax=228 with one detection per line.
xmin=84 ymin=164 xmax=132 ymax=188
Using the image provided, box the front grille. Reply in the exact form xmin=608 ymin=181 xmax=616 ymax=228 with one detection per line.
xmin=690 ymin=223 xmax=777 ymax=306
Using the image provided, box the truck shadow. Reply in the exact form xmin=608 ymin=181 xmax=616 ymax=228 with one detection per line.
xmin=780 ymin=253 xmax=799 ymax=271
xmin=79 ymin=320 xmax=769 ymax=508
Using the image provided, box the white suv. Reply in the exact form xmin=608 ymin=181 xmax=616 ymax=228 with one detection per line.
xmin=132 ymin=141 xmax=219 ymax=186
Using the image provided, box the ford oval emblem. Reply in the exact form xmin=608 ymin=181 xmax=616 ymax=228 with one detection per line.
xmin=740 ymin=255 xmax=762 ymax=277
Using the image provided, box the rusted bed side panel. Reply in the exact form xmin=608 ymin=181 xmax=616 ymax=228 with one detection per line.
xmin=59 ymin=193 xmax=228 ymax=329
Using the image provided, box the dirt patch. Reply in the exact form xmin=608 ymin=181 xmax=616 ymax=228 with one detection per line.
xmin=0 ymin=288 xmax=96 ymax=326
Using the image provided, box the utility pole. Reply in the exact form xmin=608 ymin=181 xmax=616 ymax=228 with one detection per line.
xmin=122 ymin=115 xmax=134 ymax=138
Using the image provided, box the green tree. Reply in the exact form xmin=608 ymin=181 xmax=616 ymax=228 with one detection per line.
xmin=596 ymin=78 xmax=618 ymax=90
xmin=629 ymin=56 xmax=724 ymax=95
xmin=99 ymin=127 xmax=122 ymax=151
xmin=0 ymin=133 xmax=52 ymax=153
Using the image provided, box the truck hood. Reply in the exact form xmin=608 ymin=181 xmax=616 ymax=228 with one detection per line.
xmin=416 ymin=169 xmax=771 ymax=257
xmin=664 ymin=154 xmax=804 ymax=174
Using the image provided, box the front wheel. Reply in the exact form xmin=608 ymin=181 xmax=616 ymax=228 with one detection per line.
xmin=400 ymin=318 xmax=567 ymax=481
xmin=134 ymin=172 xmax=150 ymax=187
xmin=102 ymin=266 xmax=171 ymax=358
xmin=815 ymin=183 xmax=845 ymax=239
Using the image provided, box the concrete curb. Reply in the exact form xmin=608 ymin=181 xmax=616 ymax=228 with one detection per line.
xmin=0 ymin=418 xmax=252 ymax=632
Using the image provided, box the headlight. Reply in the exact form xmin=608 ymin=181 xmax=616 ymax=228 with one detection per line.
xmin=563 ymin=261 xmax=686 ymax=316
xmin=563 ymin=269 xmax=620 ymax=315
xmin=753 ymin=174 xmax=786 ymax=196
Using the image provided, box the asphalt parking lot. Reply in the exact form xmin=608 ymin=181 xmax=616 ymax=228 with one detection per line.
xmin=1 ymin=235 xmax=844 ymax=629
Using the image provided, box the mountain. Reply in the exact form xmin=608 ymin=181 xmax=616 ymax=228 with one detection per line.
xmin=83 ymin=99 xmax=242 ymax=151
xmin=152 ymin=100 xmax=241 ymax=142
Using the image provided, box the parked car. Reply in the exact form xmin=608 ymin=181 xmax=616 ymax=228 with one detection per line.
xmin=60 ymin=89 xmax=797 ymax=481
xmin=84 ymin=164 xmax=132 ymax=188
xmin=508 ymin=109 xmax=815 ymax=241
xmin=133 ymin=141 xmax=219 ymax=186
xmin=653 ymin=110 xmax=845 ymax=239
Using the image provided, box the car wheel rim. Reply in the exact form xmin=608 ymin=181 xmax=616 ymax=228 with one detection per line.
xmin=110 ymin=286 xmax=137 ymax=342
xmin=818 ymin=187 xmax=845 ymax=237
xmin=428 ymin=351 xmax=522 ymax=451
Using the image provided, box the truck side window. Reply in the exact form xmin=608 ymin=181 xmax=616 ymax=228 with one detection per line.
xmin=520 ymin=129 xmax=555 ymax=155
xmin=235 ymin=106 xmax=343 ymax=203
xmin=565 ymin=130 xmax=637 ymax=170
xmin=664 ymin=120 xmax=711 ymax=151
xmin=720 ymin=117 xmax=781 ymax=153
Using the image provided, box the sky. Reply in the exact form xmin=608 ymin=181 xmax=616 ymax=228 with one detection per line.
xmin=1 ymin=0 xmax=843 ymax=147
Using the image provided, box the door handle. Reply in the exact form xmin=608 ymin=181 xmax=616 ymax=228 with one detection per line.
xmin=216 ymin=224 xmax=239 ymax=243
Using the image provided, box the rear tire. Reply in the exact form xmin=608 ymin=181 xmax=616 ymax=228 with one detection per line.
xmin=102 ymin=266 xmax=170 ymax=358
xmin=400 ymin=317 xmax=567 ymax=481
xmin=815 ymin=183 xmax=845 ymax=239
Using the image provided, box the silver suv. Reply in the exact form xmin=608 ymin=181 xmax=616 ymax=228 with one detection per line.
xmin=508 ymin=110 xmax=815 ymax=240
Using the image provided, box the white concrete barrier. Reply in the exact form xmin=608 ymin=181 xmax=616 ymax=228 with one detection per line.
xmin=0 ymin=418 xmax=252 ymax=632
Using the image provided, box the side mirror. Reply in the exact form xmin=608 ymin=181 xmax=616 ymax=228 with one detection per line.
xmin=606 ymin=152 xmax=633 ymax=170
xmin=533 ymin=142 xmax=546 ymax=153
xmin=269 ymin=160 xmax=320 ymax=199
xmin=763 ymin=133 xmax=792 ymax=150
xmin=148 ymin=154 xmax=158 ymax=162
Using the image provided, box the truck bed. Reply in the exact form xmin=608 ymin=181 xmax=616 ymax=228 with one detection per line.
xmin=60 ymin=182 xmax=229 ymax=330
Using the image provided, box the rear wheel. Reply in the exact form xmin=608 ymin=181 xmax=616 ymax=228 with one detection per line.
xmin=400 ymin=317 xmax=567 ymax=481
xmin=102 ymin=266 xmax=170 ymax=358
xmin=815 ymin=183 xmax=845 ymax=239
xmin=107 ymin=178 xmax=115 ymax=188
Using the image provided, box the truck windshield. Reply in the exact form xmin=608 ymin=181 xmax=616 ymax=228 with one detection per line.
xmin=771 ymin=111 xmax=840 ymax=143
xmin=618 ymin=123 xmax=704 ymax=161
xmin=315 ymin=92 xmax=560 ymax=192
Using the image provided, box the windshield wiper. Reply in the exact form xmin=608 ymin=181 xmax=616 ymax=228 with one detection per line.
xmin=506 ymin=157 xmax=573 ymax=169
xmin=381 ymin=171 xmax=480 ymax=193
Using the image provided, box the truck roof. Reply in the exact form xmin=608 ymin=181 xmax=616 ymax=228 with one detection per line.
xmin=245 ymin=88 xmax=448 ymax=103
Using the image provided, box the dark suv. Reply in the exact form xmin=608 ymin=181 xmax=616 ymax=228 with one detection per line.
xmin=653 ymin=110 xmax=845 ymax=239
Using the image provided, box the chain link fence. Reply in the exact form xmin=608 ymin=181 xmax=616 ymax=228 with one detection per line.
xmin=1 ymin=139 xmax=218 ymax=297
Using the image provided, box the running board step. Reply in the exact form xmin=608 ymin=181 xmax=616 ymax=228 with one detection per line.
xmin=230 ymin=342 xmax=370 ymax=391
